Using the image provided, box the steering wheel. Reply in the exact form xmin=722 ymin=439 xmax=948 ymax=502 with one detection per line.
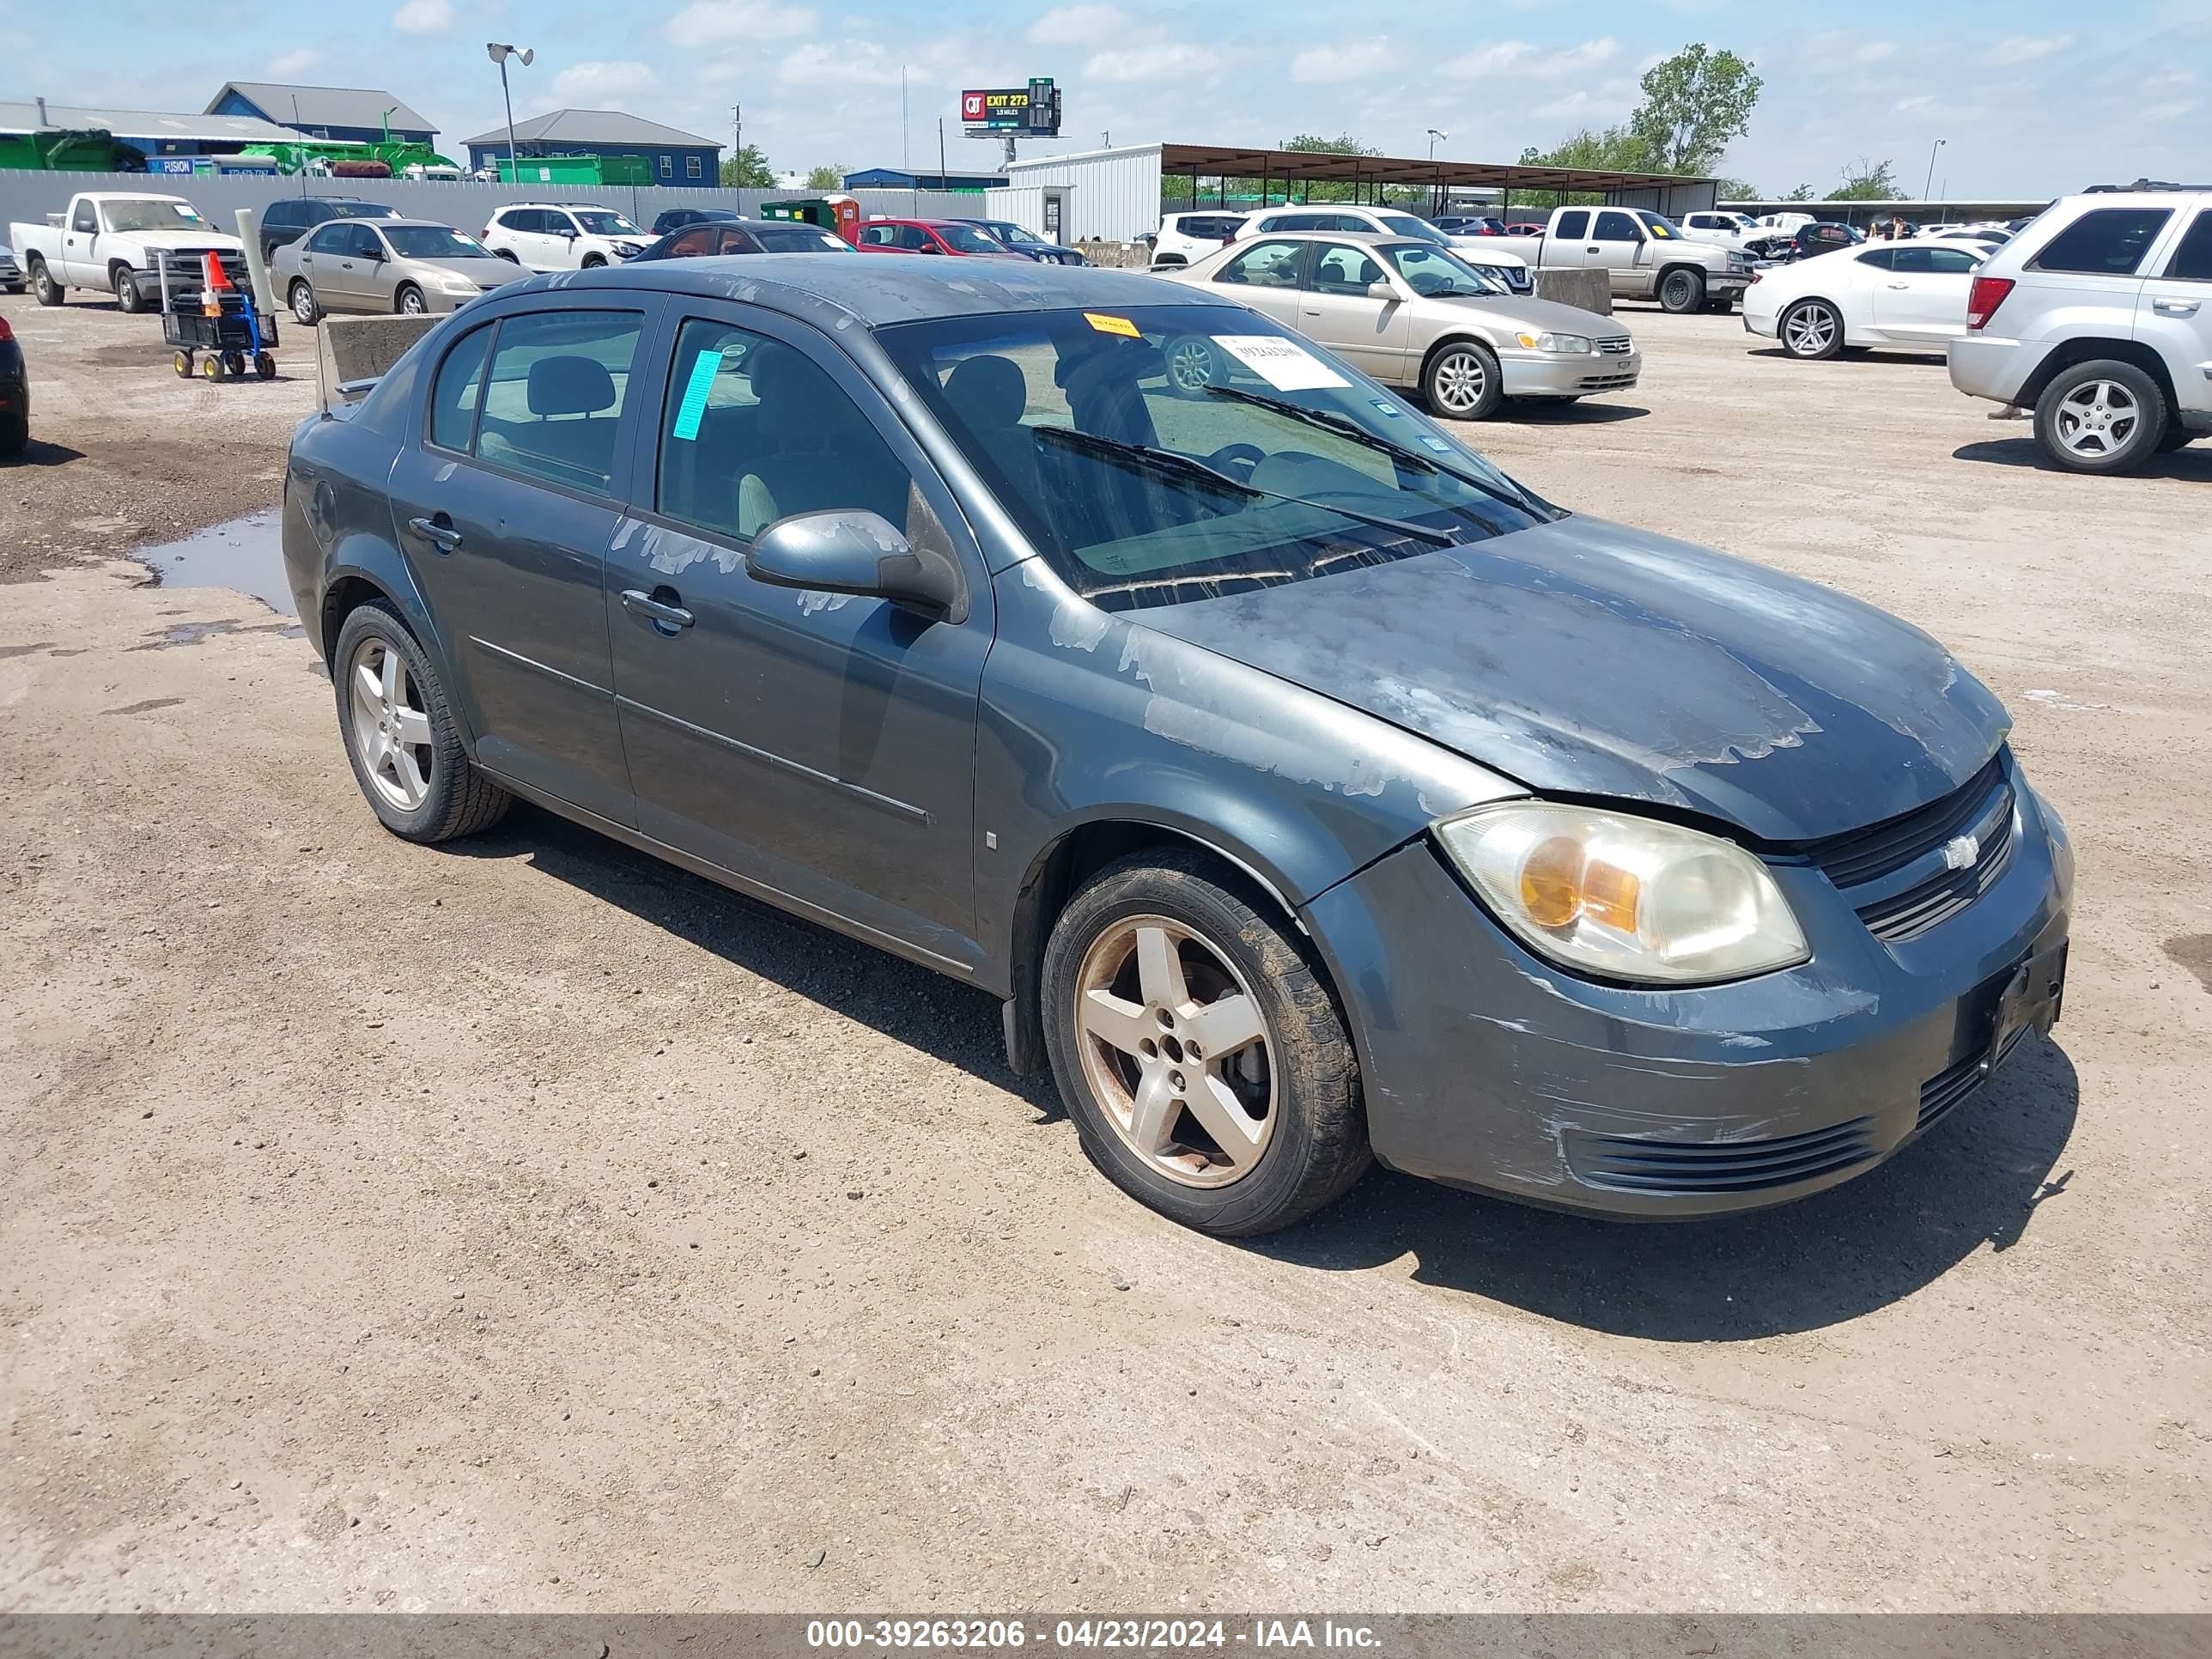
xmin=1204 ymin=442 xmax=1266 ymax=478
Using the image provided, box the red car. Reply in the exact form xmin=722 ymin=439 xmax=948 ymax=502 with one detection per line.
xmin=1503 ymin=222 xmax=1548 ymax=237
xmin=851 ymin=218 xmax=1026 ymax=258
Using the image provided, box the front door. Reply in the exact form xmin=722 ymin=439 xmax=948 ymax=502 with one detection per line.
xmin=1296 ymin=240 xmax=1412 ymax=382
xmin=604 ymin=309 xmax=992 ymax=972
xmin=383 ymin=301 xmax=651 ymax=824
xmin=1872 ymin=244 xmax=1983 ymax=342
xmin=64 ymin=198 xmax=101 ymax=285
xmin=1589 ymin=210 xmax=1647 ymax=297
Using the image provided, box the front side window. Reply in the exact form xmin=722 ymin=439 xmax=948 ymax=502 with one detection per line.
xmin=878 ymin=305 xmax=1551 ymax=613
xmin=1593 ymin=211 xmax=1641 ymax=242
xmin=1553 ymin=210 xmax=1590 ymax=240
xmin=1216 ymin=241 xmax=1304 ymax=288
xmin=1308 ymin=242 xmax=1386 ymax=296
xmin=73 ymin=200 xmax=98 ymax=233
xmin=468 ymin=310 xmax=644 ymax=494
xmin=654 ymin=319 xmax=912 ymax=542
xmin=934 ymin=223 xmax=1006 ymax=254
xmin=2166 ymin=211 xmax=2212 ymax=282
xmin=2033 ymin=208 xmax=2172 ymax=276
xmin=894 ymin=225 xmax=936 ymax=251
xmin=351 ymin=225 xmax=388 ymax=260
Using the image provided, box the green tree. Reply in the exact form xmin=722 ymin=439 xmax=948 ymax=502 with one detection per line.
xmin=1261 ymin=132 xmax=1383 ymax=204
xmin=1512 ymin=126 xmax=1656 ymax=208
xmin=805 ymin=162 xmax=845 ymax=191
xmin=719 ymin=144 xmax=773 ymax=188
xmin=1783 ymin=183 xmax=1818 ymax=202
xmin=1826 ymin=158 xmax=1905 ymax=201
xmin=1713 ymin=177 xmax=1760 ymax=202
xmin=1626 ymin=44 xmax=1764 ymax=176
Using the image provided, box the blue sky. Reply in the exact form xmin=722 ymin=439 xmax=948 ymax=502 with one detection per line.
xmin=14 ymin=0 xmax=2209 ymax=198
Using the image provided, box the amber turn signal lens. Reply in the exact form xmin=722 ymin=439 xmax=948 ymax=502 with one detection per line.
xmin=1518 ymin=836 xmax=1585 ymax=929
xmin=1583 ymin=860 xmax=1642 ymax=933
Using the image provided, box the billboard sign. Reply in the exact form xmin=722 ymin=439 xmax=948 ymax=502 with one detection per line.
xmin=961 ymin=78 xmax=1061 ymax=137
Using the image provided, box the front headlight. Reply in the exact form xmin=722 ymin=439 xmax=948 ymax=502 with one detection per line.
xmin=436 ymin=276 xmax=479 ymax=295
xmin=1516 ymin=331 xmax=1594 ymax=354
xmin=1434 ymin=802 xmax=1809 ymax=984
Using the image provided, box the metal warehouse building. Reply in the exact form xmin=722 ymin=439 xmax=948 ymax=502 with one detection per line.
xmin=1003 ymin=141 xmax=1722 ymax=244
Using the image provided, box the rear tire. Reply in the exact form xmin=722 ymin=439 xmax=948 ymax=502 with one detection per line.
xmin=2155 ymin=426 xmax=2196 ymax=455
xmin=1658 ymin=267 xmax=1706 ymax=313
xmin=331 ymin=601 xmax=512 ymax=843
xmin=1041 ymin=850 xmax=1370 ymax=1237
xmin=2033 ymin=360 xmax=2166 ymax=475
xmin=1422 ymin=340 xmax=1504 ymax=421
xmin=291 ymin=279 xmax=320 ymax=325
xmin=0 ymin=410 xmax=26 ymax=459
xmin=30 ymin=258 xmax=64 ymax=306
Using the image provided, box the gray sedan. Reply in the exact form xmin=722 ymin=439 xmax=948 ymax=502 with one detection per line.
xmin=1164 ymin=233 xmax=1638 ymax=420
xmin=274 ymin=218 xmax=524 ymax=321
xmin=280 ymin=258 xmax=2069 ymax=1236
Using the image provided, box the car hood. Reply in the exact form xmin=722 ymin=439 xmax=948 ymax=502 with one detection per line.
xmin=1447 ymin=240 xmax=1525 ymax=267
xmin=127 ymin=229 xmax=244 ymax=251
xmin=1423 ymin=293 xmax=1620 ymax=337
xmin=1129 ymin=516 xmax=2008 ymax=842
xmin=409 ymin=256 xmax=528 ymax=287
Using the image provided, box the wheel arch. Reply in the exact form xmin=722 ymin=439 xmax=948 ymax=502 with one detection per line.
xmin=1416 ymin=330 xmax=1501 ymax=383
xmin=2018 ymin=337 xmax=2180 ymax=419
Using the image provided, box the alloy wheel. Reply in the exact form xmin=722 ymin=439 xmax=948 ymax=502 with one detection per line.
xmin=1166 ymin=337 xmax=1216 ymax=395
xmin=2054 ymin=380 xmax=2140 ymax=459
xmin=292 ymin=283 xmax=316 ymax=325
xmin=1784 ymin=303 xmax=1838 ymax=357
xmin=347 ymin=636 xmax=434 ymax=811
xmin=1431 ymin=349 xmax=1488 ymax=415
xmin=1073 ymin=915 xmax=1275 ymax=1188
xmin=399 ymin=288 xmax=427 ymax=314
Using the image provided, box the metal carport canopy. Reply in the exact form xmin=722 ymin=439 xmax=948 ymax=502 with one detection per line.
xmin=1156 ymin=142 xmax=1711 ymax=201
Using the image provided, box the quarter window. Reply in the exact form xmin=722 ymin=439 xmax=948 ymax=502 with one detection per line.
xmin=654 ymin=319 xmax=913 ymax=542
xmin=467 ymin=310 xmax=644 ymax=494
xmin=2033 ymin=208 xmax=2173 ymax=276
xmin=1856 ymin=247 xmax=1899 ymax=270
xmin=2166 ymin=211 xmax=2212 ymax=283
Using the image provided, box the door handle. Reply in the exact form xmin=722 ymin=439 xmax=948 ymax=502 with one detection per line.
xmin=2153 ymin=297 xmax=2201 ymax=316
xmin=409 ymin=515 xmax=463 ymax=553
xmin=620 ymin=587 xmax=695 ymax=631
xmin=1586 ymin=246 xmax=1601 ymax=253
xmin=1887 ymin=282 xmax=1910 ymax=289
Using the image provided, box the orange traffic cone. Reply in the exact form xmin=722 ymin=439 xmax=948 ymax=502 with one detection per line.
xmin=202 ymin=251 xmax=232 ymax=317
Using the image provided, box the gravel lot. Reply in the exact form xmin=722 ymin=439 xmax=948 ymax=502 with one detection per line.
xmin=3 ymin=287 xmax=2208 ymax=1614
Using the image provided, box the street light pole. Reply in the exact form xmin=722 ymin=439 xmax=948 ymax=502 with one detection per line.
xmin=1427 ymin=127 xmax=1448 ymax=161
xmin=487 ymin=44 xmax=534 ymax=180
xmin=1923 ymin=137 xmax=1947 ymax=204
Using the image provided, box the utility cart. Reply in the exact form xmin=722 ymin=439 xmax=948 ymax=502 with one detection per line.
xmin=155 ymin=249 xmax=278 ymax=381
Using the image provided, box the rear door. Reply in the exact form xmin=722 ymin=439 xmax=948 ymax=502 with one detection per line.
xmin=1588 ymin=210 xmax=1646 ymax=295
xmin=603 ymin=307 xmax=992 ymax=972
xmin=1295 ymin=240 xmax=1411 ymax=381
xmin=1872 ymin=244 xmax=1982 ymax=342
xmin=1206 ymin=239 xmax=1310 ymax=327
xmin=297 ymin=223 xmax=360 ymax=310
xmin=2021 ymin=204 xmax=2173 ymax=343
xmin=2134 ymin=207 xmax=2212 ymax=413
xmin=381 ymin=298 xmax=655 ymax=823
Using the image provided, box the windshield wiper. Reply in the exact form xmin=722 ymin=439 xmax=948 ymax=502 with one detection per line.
xmin=1031 ymin=425 xmax=1456 ymax=548
xmin=1200 ymin=384 xmax=1541 ymax=515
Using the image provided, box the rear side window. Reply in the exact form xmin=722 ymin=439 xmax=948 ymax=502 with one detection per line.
xmin=654 ymin=319 xmax=911 ymax=542
xmin=1553 ymin=210 xmax=1589 ymax=240
xmin=468 ymin=310 xmax=644 ymax=495
xmin=1217 ymin=241 xmax=1304 ymax=288
xmin=2033 ymin=208 xmax=2172 ymax=276
xmin=2166 ymin=211 xmax=2212 ymax=282
xmin=428 ymin=325 xmax=493 ymax=452
xmin=264 ymin=201 xmax=302 ymax=228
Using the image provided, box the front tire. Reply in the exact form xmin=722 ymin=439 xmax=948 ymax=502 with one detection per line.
xmin=112 ymin=267 xmax=144 ymax=313
xmin=30 ymin=258 xmax=64 ymax=306
xmin=1423 ymin=340 xmax=1504 ymax=421
xmin=1041 ymin=851 xmax=1370 ymax=1237
xmin=2034 ymin=361 xmax=2166 ymax=475
xmin=395 ymin=283 xmax=428 ymax=315
xmin=1658 ymin=267 xmax=1706 ymax=313
xmin=1780 ymin=299 xmax=1844 ymax=361
xmin=331 ymin=602 xmax=512 ymax=843
xmin=580 ymin=253 xmax=606 ymax=269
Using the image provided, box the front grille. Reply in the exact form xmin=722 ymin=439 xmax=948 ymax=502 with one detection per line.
xmin=1565 ymin=1116 xmax=1879 ymax=1194
xmin=1799 ymin=752 xmax=2017 ymax=943
xmin=1596 ymin=336 xmax=1633 ymax=355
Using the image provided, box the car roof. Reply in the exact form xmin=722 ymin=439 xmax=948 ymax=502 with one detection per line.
xmin=501 ymin=254 xmax=1224 ymax=327
xmin=506 ymin=201 xmax=615 ymax=211
xmin=372 ymin=218 xmax=473 ymax=232
xmin=1232 ymin=231 xmax=1419 ymax=246
xmin=666 ymin=217 xmax=812 ymax=232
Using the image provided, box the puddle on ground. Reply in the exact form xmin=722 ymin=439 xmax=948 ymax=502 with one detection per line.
xmin=136 ymin=509 xmax=295 ymax=616
xmin=132 ymin=617 xmax=301 ymax=651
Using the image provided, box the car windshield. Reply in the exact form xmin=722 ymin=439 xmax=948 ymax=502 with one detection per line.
xmin=1637 ymin=212 xmax=1681 ymax=239
xmin=1374 ymin=212 xmax=1449 ymax=245
xmin=385 ymin=225 xmax=489 ymax=259
xmin=934 ymin=223 xmax=1006 ymax=253
xmin=878 ymin=304 xmax=1554 ymax=613
xmin=980 ymin=221 xmax=1043 ymax=245
xmin=574 ymin=211 xmax=640 ymax=236
xmin=103 ymin=200 xmax=205 ymax=232
xmin=1380 ymin=243 xmax=1503 ymax=297
xmin=754 ymin=226 xmax=849 ymax=252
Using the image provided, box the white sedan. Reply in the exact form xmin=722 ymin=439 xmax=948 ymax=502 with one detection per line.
xmin=1741 ymin=241 xmax=1990 ymax=360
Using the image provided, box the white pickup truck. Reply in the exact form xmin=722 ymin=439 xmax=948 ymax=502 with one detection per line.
xmin=9 ymin=191 xmax=246 ymax=314
xmin=1491 ymin=205 xmax=1754 ymax=313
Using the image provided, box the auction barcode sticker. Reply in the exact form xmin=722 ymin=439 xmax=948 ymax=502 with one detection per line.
xmin=1209 ymin=335 xmax=1349 ymax=392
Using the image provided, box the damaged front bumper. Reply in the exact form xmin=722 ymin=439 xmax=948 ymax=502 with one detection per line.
xmin=1302 ymin=769 xmax=2073 ymax=1217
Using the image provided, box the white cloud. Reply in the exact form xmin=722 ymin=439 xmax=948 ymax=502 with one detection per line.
xmin=777 ymin=42 xmax=905 ymax=86
xmin=550 ymin=61 xmax=659 ymax=106
xmin=1853 ymin=40 xmax=1898 ymax=64
xmin=1085 ymin=43 xmax=1216 ymax=82
xmin=665 ymin=0 xmax=817 ymax=47
xmin=265 ymin=48 xmax=324 ymax=76
xmin=1443 ymin=36 xmax=1616 ymax=81
xmin=1984 ymin=33 xmax=2074 ymax=65
xmin=392 ymin=0 xmax=452 ymax=34
xmin=1027 ymin=4 xmax=1129 ymax=46
xmin=1893 ymin=93 xmax=1936 ymax=112
xmin=1291 ymin=40 xmax=1392 ymax=84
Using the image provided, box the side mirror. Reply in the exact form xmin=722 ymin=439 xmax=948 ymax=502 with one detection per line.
xmin=1366 ymin=279 xmax=1398 ymax=301
xmin=746 ymin=509 xmax=967 ymax=623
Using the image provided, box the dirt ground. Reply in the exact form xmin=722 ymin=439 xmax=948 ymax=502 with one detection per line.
xmin=3 ymin=287 xmax=2209 ymax=1616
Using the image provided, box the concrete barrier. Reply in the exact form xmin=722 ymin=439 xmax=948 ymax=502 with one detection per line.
xmin=316 ymin=315 xmax=442 ymax=409
xmin=1077 ymin=241 xmax=1152 ymax=270
xmin=1534 ymin=269 xmax=1612 ymax=316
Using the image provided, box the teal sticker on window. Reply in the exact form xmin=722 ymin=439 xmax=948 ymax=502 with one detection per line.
xmin=1419 ymin=435 xmax=1453 ymax=453
xmin=1371 ymin=398 xmax=1403 ymax=417
xmin=671 ymin=349 xmax=724 ymax=441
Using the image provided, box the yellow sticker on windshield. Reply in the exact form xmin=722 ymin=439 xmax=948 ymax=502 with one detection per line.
xmin=1085 ymin=313 xmax=1140 ymax=338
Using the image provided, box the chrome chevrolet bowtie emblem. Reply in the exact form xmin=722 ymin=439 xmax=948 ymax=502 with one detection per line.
xmin=1942 ymin=834 xmax=1979 ymax=872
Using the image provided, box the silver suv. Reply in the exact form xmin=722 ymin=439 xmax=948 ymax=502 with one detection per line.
xmin=1948 ymin=183 xmax=2212 ymax=473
